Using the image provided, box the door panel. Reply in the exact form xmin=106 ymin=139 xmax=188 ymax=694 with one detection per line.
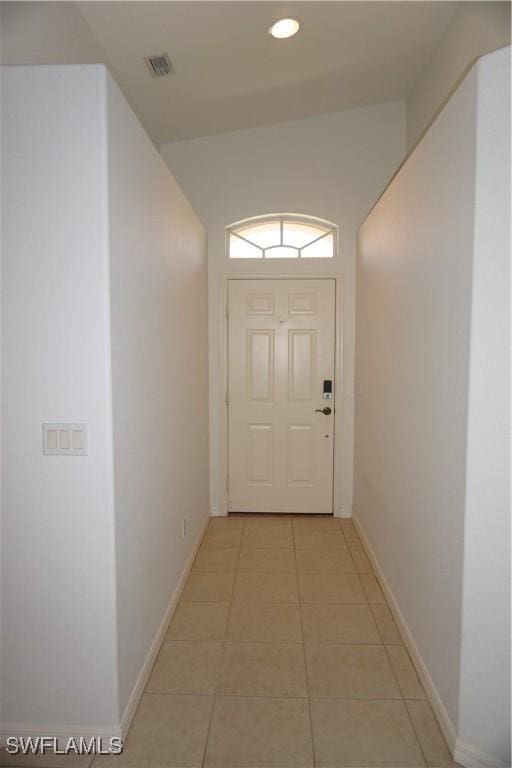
xmin=289 ymin=330 xmax=316 ymax=400
xmin=228 ymin=278 xmax=336 ymax=514
xmin=287 ymin=424 xmax=315 ymax=486
xmin=247 ymin=293 xmax=275 ymax=315
xmin=248 ymin=424 xmax=273 ymax=484
xmin=288 ymin=292 xmax=317 ymax=315
xmin=247 ymin=330 xmax=274 ymax=401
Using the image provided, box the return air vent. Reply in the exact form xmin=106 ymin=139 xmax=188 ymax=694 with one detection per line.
xmin=144 ymin=53 xmax=174 ymax=79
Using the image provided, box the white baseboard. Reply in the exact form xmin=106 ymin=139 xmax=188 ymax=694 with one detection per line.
xmin=1 ymin=514 xmax=210 ymax=750
xmin=210 ymin=507 xmax=227 ymax=517
xmin=352 ymin=515 xmax=457 ymax=753
xmin=119 ymin=513 xmax=210 ymax=737
xmin=454 ymin=738 xmax=511 ymax=768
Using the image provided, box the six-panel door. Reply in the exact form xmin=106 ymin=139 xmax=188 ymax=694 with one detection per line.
xmin=228 ymin=279 xmax=336 ymax=514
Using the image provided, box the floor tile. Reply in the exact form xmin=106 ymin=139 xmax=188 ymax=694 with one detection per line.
xmin=181 ymin=572 xmax=234 ymax=602
xmin=338 ymin=518 xmax=360 ymax=541
xmin=234 ymin=572 xmax=299 ymax=603
xmin=386 ymin=645 xmax=426 ymax=699
xmin=227 ymin=601 xmax=302 ymax=643
xmin=311 ymin=698 xmax=425 ymax=767
xmin=406 ymin=700 xmax=454 ymax=766
xmin=306 ymin=643 xmax=401 ymax=698
xmin=192 ymin=547 xmax=238 ymax=573
xmin=218 ymin=642 xmax=307 ymax=697
xmin=245 ymin=515 xmax=292 ymax=533
xmin=146 ymin=641 xmax=222 ymax=694
xmin=295 ymin=549 xmax=356 ymax=575
xmin=208 ymin=515 xmax=245 ymax=529
xmin=242 ymin=526 xmax=294 ymax=549
xmin=371 ymin=603 xmax=402 ymax=643
xmin=359 ymin=572 xmax=385 ymax=604
xmin=202 ymin=528 xmax=242 ymax=549
xmin=205 ymin=696 xmax=314 ymax=768
xmin=298 ymin=574 xmax=366 ymax=604
xmin=293 ymin=529 xmax=348 ymax=550
xmin=293 ymin=516 xmax=341 ymax=531
xmin=238 ymin=548 xmax=296 ymax=573
xmin=93 ymin=693 xmax=212 ymax=767
xmin=301 ymin=604 xmax=381 ymax=644
xmin=167 ymin=601 xmax=229 ymax=641
xmin=89 ymin=515 xmax=452 ymax=768
xmin=0 ymin=753 xmax=93 ymax=767
xmin=346 ymin=537 xmax=365 ymax=552
xmin=347 ymin=541 xmax=373 ymax=572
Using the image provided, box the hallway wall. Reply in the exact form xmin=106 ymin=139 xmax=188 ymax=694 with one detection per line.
xmin=106 ymin=73 xmax=209 ymax=719
xmin=161 ymin=101 xmax=406 ymax=517
xmin=1 ymin=65 xmax=118 ymax=731
xmin=1 ymin=64 xmax=209 ymax=736
xmin=355 ymin=47 xmax=510 ymax=766
xmin=456 ymin=47 xmax=510 ymax=764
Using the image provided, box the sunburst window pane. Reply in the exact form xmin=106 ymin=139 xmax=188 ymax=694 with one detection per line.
xmin=264 ymin=246 xmax=298 ymax=259
xmin=229 ymin=235 xmax=263 ymax=259
xmin=283 ymin=221 xmax=328 ymax=248
xmin=228 ymin=216 xmax=336 ymax=258
xmin=300 ymin=233 xmax=334 ymax=258
xmin=234 ymin=220 xmax=281 ymax=249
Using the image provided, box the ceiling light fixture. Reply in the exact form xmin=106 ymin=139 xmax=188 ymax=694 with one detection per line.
xmin=269 ymin=18 xmax=300 ymax=39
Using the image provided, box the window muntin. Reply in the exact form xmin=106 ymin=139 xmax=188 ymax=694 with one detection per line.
xmin=228 ymin=215 xmax=336 ymax=259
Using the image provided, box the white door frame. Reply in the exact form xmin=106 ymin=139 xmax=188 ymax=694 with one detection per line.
xmin=219 ymin=272 xmax=344 ymax=516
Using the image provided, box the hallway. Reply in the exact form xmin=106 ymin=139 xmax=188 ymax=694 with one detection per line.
xmin=94 ymin=514 xmax=457 ymax=768
xmin=1 ymin=5 xmax=510 ymax=763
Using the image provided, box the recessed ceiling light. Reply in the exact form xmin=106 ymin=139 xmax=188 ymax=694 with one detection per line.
xmin=269 ymin=18 xmax=300 ymax=39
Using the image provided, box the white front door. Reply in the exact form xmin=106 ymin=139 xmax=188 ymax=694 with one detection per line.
xmin=228 ymin=278 xmax=336 ymax=514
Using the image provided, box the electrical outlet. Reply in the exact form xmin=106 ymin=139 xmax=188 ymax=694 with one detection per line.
xmin=182 ymin=518 xmax=187 ymax=539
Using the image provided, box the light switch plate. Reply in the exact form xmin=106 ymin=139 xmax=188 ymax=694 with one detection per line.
xmin=43 ymin=423 xmax=88 ymax=455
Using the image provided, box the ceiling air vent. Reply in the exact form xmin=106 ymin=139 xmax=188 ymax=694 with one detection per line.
xmin=144 ymin=53 xmax=174 ymax=79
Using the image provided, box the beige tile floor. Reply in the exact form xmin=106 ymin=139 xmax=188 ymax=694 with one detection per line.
xmin=1 ymin=515 xmax=461 ymax=768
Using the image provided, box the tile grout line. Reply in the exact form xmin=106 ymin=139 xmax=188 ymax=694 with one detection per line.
xmin=151 ymin=516 xmax=433 ymax=767
xmin=349 ymin=520 xmax=455 ymax=764
xmin=200 ymin=514 xmax=246 ymax=768
xmin=338 ymin=520 xmax=429 ymax=764
xmin=132 ymin=525 xmax=219 ymax=734
xmin=344 ymin=519 xmax=430 ymax=767
xmin=143 ymin=690 xmax=416 ymax=702
xmin=292 ymin=519 xmax=317 ymax=768
xmin=158 ymin=638 xmax=428 ymax=648
xmin=401 ymin=699 xmax=431 ymax=768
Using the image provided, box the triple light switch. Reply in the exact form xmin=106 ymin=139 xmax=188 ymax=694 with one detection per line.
xmin=43 ymin=423 xmax=88 ymax=456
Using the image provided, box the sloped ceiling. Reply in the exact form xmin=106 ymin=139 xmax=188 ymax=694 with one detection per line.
xmin=78 ymin=1 xmax=456 ymax=144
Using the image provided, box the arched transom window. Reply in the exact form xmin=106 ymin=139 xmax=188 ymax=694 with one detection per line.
xmin=227 ymin=214 xmax=337 ymax=259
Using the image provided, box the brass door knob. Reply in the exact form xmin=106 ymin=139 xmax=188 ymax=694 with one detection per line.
xmin=315 ymin=407 xmax=332 ymax=415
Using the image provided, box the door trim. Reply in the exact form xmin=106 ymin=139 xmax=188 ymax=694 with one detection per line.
xmin=219 ymin=274 xmax=344 ymax=516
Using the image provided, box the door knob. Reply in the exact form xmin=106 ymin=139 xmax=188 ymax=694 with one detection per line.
xmin=315 ymin=406 xmax=332 ymax=415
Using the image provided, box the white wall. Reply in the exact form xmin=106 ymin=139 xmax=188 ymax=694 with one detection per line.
xmin=1 ymin=64 xmax=209 ymax=736
xmin=457 ymin=47 xmax=510 ymax=765
xmin=406 ymin=1 xmax=510 ymax=150
xmin=162 ymin=101 xmax=406 ymax=517
xmin=355 ymin=65 xmax=476 ymax=737
xmin=355 ymin=48 xmax=510 ymax=766
xmin=106 ymin=74 xmax=209 ymax=718
xmin=1 ymin=65 xmax=118 ymax=731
